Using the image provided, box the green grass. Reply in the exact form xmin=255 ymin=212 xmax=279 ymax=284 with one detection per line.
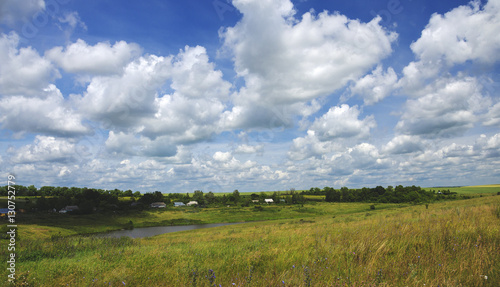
xmin=426 ymin=184 xmax=500 ymax=195
xmin=1 ymin=196 xmax=499 ymax=286
xmin=16 ymin=202 xmax=404 ymax=241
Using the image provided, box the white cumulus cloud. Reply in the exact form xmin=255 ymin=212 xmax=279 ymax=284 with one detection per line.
xmin=220 ymin=0 xmax=397 ymax=128
xmin=46 ymin=39 xmax=142 ymax=75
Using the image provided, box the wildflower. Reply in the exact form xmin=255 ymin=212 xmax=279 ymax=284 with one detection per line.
xmin=292 ymin=265 xmax=295 ymax=268
xmin=122 ymin=281 xmax=126 ymax=285
xmin=282 ymin=280 xmax=285 ymax=284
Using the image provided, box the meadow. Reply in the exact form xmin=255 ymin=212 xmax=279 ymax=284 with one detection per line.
xmin=16 ymin=202 xmax=404 ymax=240
xmin=1 ymin=195 xmax=498 ymax=286
xmin=425 ymin=184 xmax=500 ymax=196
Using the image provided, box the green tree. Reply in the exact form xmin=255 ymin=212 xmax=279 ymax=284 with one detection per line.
xmin=27 ymin=185 xmax=38 ymax=196
xmin=124 ymin=190 xmax=133 ymax=197
xmin=232 ymin=190 xmax=240 ymax=203
xmin=204 ymin=191 xmax=216 ymax=205
xmin=193 ymin=190 xmax=205 ymax=206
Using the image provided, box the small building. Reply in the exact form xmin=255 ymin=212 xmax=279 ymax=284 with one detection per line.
xmin=252 ymin=200 xmax=259 ymax=203
xmin=280 ymin=199 xmax=286 ymax=203
xmin=264 ymin=199 xmax=274 ymax=204
xmin=150 ymin=202 xmax=166 ymax=208
xmin=186 ymin=201 xmax=198 ymax=206
xmin=59 ymin=205 xmax=79 ymax=213
xmin=174 ymin=202 xmax=186 ymax=207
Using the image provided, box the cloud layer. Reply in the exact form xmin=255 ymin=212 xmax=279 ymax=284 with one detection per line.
xmin=1 ymin=0 xmax=499 ymax=192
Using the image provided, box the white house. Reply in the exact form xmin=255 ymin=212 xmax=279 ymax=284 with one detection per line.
xmin=59 ymin=205 xmax=79 ymax=213
xmin=174 ymin=202 xmax=185 ymax=207
xmin=186 ymin=201 xmax=198 ymax=206
xmin=264 ymin=199 xmax=274 ymax=204
xmin=150 ymin=202 xmax=166 ymax=208
xmin=252 ymin=200 xmax=259 ymax=203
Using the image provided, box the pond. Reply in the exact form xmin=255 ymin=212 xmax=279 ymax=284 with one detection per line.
xmin=97 ymin=222 xmax=243 ymax=239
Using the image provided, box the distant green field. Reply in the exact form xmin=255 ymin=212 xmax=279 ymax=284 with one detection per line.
xmin=426 ymin=184 xmax=500 ymax=195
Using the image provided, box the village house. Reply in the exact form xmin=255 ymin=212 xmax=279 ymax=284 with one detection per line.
xmin=186 ymin=201 xmax=198 ymax=206
xmin=150 ymin=202 xmax=166 ymax=208
xmin=59 ymin=205 xmax=79 ymax=213
xmin=264 ymin=199 xmax=274 ymax=204
xmin=174 ymin=202 xmax=185 ymax=207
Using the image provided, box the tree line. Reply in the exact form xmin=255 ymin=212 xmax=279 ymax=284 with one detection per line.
xmin=305 ymin=185 xmax=458 ymax=203
xmin=1 ymin=184 xmax=461 ymax=215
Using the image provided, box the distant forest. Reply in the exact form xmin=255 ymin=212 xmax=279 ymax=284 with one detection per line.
xmin=1 ymin=184 xmax=466 ymax=215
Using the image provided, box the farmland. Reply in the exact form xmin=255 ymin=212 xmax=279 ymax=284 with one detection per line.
xmin=1 ymin=192 xmax=498 ymax=286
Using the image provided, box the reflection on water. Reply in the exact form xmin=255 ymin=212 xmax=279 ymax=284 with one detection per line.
xmin=97 ymin=222 xmax=242 ymax=239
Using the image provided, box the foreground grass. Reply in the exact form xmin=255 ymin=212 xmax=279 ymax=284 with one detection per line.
xmin=17 ymin=202 xmax=404 ymax=241
xmin=2 ymin=196 xmax=498 ymax=286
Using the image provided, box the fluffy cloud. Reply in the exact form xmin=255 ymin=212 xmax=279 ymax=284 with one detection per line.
xmin=0 ymin=84 xmax=90 ymax=137
xmin=76 ymin=54 xmax=171 ymax=127
xmin=0 ymin=32 xmax=59 ymax=96
xmin=170 ymin=45 xmax=231 ymax=100
xmin=77 ymin=45 xmax=231 ymax=145
xmin=286 ymin=142 xmax=390 ymax=187
xmin=288 ymin=105 xmax=376 ymax=161
xmin=398 ymin=0 xmax=500 ymax=95
xmin=396 ymin=77 xmax=488 ymax=138
xmin=105 ymin=131 xmax=178 ymax=158
xmin=349 ymin=65 xmax=398 ymax=105
xmin=411 ymin=0 xmax=500 ymax=65
xmin=234 ymin=144 xmax=264 ymax=154
xmin=46 ymin=39 xmax=141 ymax=75
xmin=213 ymin=151 xmax=232 ymax=163
xmin=484 ymin=101 xmax=500 ymax=126
xmin=220 ymin=0 xmax=396 ymax=128
xmin=383 ymin=135 xmax=425 ymax=155
xmin=400 ymin=133 xmax=500 ymax=183
xmin=8 ymin=135 xmax=77 ymax=164
xmin=310 ymin=104 xmax=376 ymax=141
xmin=288 ymin=131 xmax=335 ymax=161
xmin=140 ymin=46 xmax=231 ymax=143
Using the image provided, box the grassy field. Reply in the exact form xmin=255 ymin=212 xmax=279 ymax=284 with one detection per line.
xmin=425 ymin=184 xmax=500 ymax=195
xmin=16 ymin=202 xmax=404 ymax=241
xmin=1 ymin=195 xmax=499 ymax=286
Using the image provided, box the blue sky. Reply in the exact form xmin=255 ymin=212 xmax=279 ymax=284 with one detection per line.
xmin=0 ymin=0 xmax=499 ymax=193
